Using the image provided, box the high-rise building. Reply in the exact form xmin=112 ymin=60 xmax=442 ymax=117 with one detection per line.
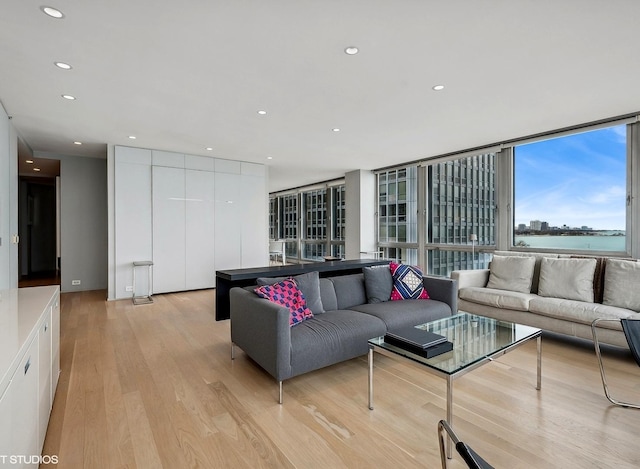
xmin=428 ymin=154 xmax=496 ymax=275
xmin=530 ymin=220 xmax=542 ymax=231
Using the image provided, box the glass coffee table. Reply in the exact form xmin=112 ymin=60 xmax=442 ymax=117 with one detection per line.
xmin=368 ymin=312 xmax=541 ymax=457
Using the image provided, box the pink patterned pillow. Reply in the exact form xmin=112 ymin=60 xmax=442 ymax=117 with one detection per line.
xmin=390 ymin=262 xmax=430 ymax=300
xmin=254 ymin=279 xmax=314 ymax=326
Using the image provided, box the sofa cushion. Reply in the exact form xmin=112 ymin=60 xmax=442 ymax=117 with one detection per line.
xmin=257 ymin=271 xmax=324 ymax=314
xmin=538 ymin=257 xmax=597 ymax=302
xmin=290 ymin=310 xmax=386 ymax=376
xmin=603 ymin=258 xmax=640 ymax=311
xmin=363 ymin=264 xmax=393 ymax=303
xmin=350 ymin=299 xmax=451 ymax=332
xmin=390 ymin=263 xmax=429 ymax=300
xmin=493 ymin=251 xmax=559 ymax=293
xmin=486 ymin=255 xmax=536 ymax=293
xmin=253 ymin=280 xmax=314 ymax=326
xmin=318 ymin=278 xmax=338 ymax=312
xmin=330 ymin=274 xmax=367 ymax=310
xmin=529 ymin=296 xmax=634 ymax=328
xmin=459 ymin=286 xmax=535 ymax=312
xmin=571 ymin=255 xmax=607 ymax=303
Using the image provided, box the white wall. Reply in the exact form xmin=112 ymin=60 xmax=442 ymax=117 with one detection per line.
xmin=58 ymin=154 xmax=108 ymax=292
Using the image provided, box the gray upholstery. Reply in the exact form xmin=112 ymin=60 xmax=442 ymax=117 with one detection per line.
xmin=230 ymin=270 xmax=457 ymax=385
xmin=351 ymin=299 xmax=451 ymax=332
xmin=330 ymin=274 xmax=367 ymax=309
xmin=319 ymin=278 xmax=338 ymax=311
xmin=290 ymin=310 xmax=387 ymax=377
xmin=363 ymin=264 xmax=393 ymax=303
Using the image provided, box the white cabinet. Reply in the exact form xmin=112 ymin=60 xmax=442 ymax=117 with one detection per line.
xmin=214 ymin=172 xmax=242 ymax=271
xmin=152 ymin=166 xmax=186 ymax=293
xmin=0 ymin=286 xmax=59 ymax=469
xmin=241 ymin=163 xmax=268 ymax=268
xmin=114 ymin=147 xmax=152 ymax=300
xmin=112 ymin=146 xmax=268 ymax=299
xmin=186 ymin=169 xmax=215 ymax=290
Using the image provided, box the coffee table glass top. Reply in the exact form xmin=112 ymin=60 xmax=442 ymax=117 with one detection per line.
xmin=368 ymin=312 xmax=541 ymax=375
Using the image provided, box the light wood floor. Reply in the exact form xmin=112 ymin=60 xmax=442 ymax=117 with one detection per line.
xmin=42 ymin=289 xmax=640 ymax=468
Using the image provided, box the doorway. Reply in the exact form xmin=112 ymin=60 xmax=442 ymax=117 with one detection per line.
xmin=18 ymin=157 xmax=61 ymax=287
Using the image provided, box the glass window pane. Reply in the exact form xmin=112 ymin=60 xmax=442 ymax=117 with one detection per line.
xmin=514 ymin=125 xmax=626 ymax=252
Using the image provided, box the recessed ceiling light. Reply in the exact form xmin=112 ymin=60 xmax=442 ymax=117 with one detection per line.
xmin=128 ymin=135 xmax=136 ymax=139
xmin=54 ymin=62 xmax=72 ymax=70
xmin=267 ymin=156 xmax=273 ymax=160
xmin=41 ymin=6 xmax=64 ymax=19
xmin=34 ymin=168 xmax=41 ymax=172
xmin=61 ymin=94 xmax=76 ymax=100
xmin=257 ymin=110 xmax=267 ymax=115
xmin=344 ymin=46 xmax=359 ymax=55
xmin=432 ymin=84 xmax=445 ymax=91
xmin=332 ymin=128 xmax=341 ymax=132
xmin=205 ymin=147 xmax=213 ymax=151
xmin=26 ymin=160 xmax=34 ymax=164
xmin=73 ymin=141 xmax=82 ymax=145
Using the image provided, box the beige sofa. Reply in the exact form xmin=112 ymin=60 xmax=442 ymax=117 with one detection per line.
xmin=451 ymin=251 xmax=640 ymax=348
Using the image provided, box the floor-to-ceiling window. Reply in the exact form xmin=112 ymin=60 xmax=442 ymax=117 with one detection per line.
xmin=269 ymin=181 xmax=345 ymax=263
xmin=377 ymin=167 xmax=419 ymax=264
xmin=427 ymin=153 xmax=496 ymax=276
xmin=513 ymin=124 xmax=628 ymax=254
xmin=331 ymin=185 xmax=346 ymax=258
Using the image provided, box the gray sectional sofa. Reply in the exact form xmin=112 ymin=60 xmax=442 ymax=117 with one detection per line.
xmin=230 ymin=269 xmax=458 ymax=403
xmin=452 ymin=251 xmax=640 ymax=348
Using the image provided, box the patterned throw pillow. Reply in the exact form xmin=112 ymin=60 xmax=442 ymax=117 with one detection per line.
xmin=390 ymin=262 xmax=430 ymax=301
xmin=254 ymin=279 xmax=314 ymax=326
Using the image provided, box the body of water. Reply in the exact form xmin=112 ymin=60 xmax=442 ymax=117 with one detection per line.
xmin=515 ymin=231 xmax=626 ymax=251
xmin=514 ymin=234 xmax=625 ymax=251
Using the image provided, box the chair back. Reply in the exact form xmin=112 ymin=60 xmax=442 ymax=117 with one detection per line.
xmin=621 ymin=319 xmax=640 ymax=367
xmin=269 ymin=240 xmax=284 ymax=253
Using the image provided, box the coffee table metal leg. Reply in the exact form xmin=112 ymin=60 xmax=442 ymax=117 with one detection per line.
xmin=537 ymin=335 xmax=542 ymax=390
xmin=368 ymin=346 xmax=374 ymax=410
xmin=447 ymin=375 xmax=453 ymax=459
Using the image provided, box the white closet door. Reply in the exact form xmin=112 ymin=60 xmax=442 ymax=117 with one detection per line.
xmin=185 ymin=169 xmax=215 ymax=289
xmin=241 ymin=173 xmax=268 ymax=267
xmin=214 ymin=172 xmax=242 ymax=270
xmin=152 ymin=166 xmax=186 ymax=293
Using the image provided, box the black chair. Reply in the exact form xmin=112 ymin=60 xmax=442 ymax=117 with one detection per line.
xmin=591 ymin=318 xmax=640 ymax=409
xmin=437 ymin=420 xmax=494 ymax=469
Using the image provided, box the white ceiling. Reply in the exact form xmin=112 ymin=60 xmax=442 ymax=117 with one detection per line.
xmin=2 ymin=1 xmax=639 ymax=192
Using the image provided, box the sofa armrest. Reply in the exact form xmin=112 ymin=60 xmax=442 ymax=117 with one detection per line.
xmin=450 ymin=269 xmax=490 ymax=289
xmin=230 ymin=287 xmax=292 ymax=381
xmin=423 ymin=275 xmax=458 ymax=314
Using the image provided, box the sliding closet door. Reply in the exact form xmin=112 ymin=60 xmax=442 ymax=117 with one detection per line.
xmin=214 ymin=171 xmax=242 ymax=270
xmin=152 ymin=166 xmax=186 ymax=293
xmin=185 ymin=169 xmax=215 ymax=289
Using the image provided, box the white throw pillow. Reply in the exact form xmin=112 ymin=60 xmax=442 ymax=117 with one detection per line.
xmin=486 ymin=255 xmax=536 ymax=293
xmin=538 ymin=257 xmax=596 ymax=302
xmin=603 ymin=258 xmax=640 ymax=311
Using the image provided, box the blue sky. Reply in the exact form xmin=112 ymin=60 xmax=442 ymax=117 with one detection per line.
xmin=514 ymin=125 xmax=626 ymax=231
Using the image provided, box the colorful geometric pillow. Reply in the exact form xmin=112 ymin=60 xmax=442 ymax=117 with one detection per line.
xmin=254 ymin=279 xmax=314 ymax=326
xmin=389 ymin=262 xmax=430 ymax=301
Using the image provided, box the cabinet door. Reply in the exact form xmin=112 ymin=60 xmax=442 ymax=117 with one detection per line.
xmin=38 ymin=309 xmax=53 ymax=452
xmin=214 ymin=173 xmax=242 ymax=270
xmin=114 ymin=156 xmax=152 ymax=300
xmin=185 ymin=170 xmax=215 ymax=290
xmin=152 ymin=166 xmax=186 ymax=293
xmin=11 ymin=337 xmax=39 ymax=468
xmin=51 ymin=294 xmax=60 ymax=399
xmin=241 ymin=174 xmax=268 ymax=268
xmin=0 ymin=377 xmax=14 ymax=468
